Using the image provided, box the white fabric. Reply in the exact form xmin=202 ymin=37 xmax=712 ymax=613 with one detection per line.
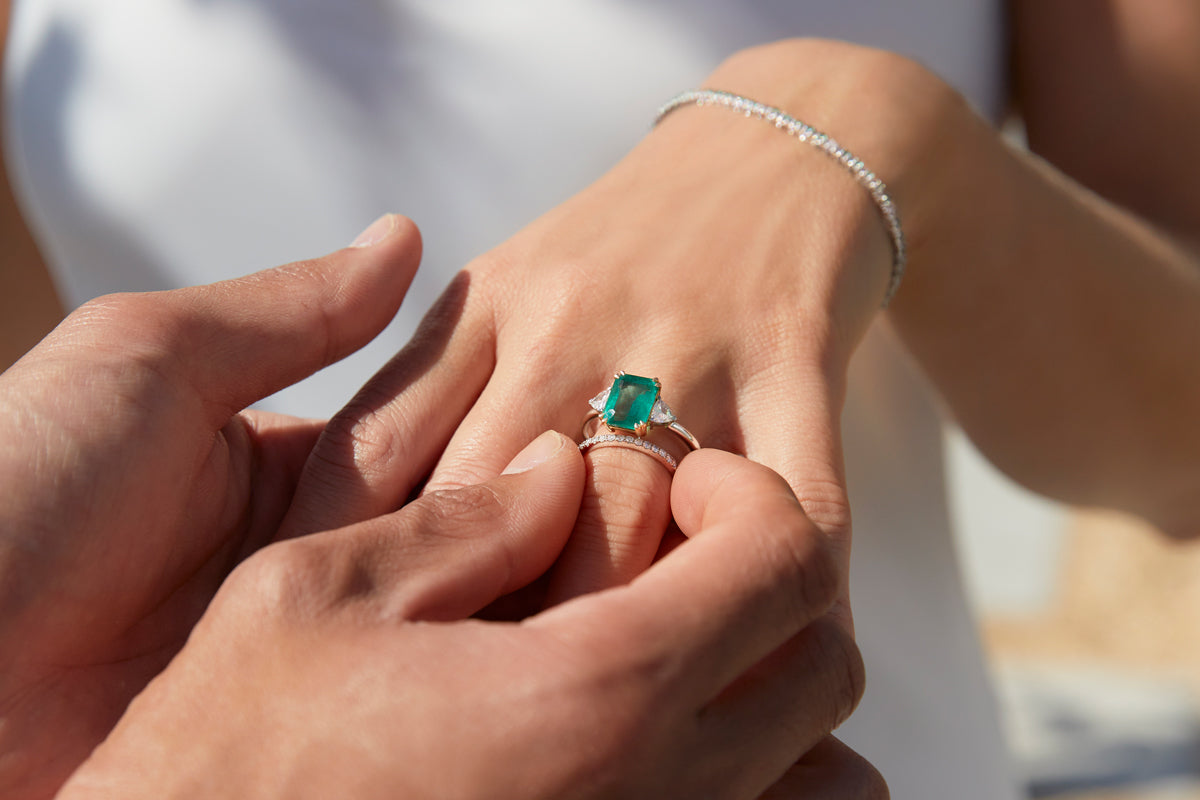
xmin=5 ymin=1 xmax=1018 ymax=796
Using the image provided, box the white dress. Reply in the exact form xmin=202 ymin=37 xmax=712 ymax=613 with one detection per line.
xmin=5 ymin=2 xmax=1018 ymax=796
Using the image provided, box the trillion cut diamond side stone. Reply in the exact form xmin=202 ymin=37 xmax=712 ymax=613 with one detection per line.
xmin=588 ymin=388 xmax=611 ymax=414
xmin=649 ymin=398 xmax=676 ymax=425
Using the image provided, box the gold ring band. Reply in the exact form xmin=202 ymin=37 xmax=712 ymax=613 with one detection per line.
xmin=581 ymin=409 xmax=700 ymax=451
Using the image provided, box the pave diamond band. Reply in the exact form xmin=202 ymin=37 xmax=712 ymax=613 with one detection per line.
xmin=583 ymin=409 xmax=700 ymax=452
xmin=579 ymin=434 xmax=678 ymax=473
xmin=655 ymin=89 xmax=906 ymax=308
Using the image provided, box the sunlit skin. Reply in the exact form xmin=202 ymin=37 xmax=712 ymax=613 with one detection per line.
xmin=0 ymin=223 xmax=881 ymax=799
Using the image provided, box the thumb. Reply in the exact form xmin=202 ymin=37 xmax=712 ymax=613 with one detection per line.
xmin=329 ymin=430 xmax=586 ymax=622
xmin=57 ymin=214 xmax=422 ymax=424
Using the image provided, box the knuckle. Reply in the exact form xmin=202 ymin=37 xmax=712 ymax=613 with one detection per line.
xmin=770 ymin=513 xmax=841 ymax=619
xmin=804 ymin=618 xmax=867 ymax=729
xmin=410 ymin=269 xmax=490 ymax=354
xmin=510 ymin=271 xmax=601 ymax=356
xmin=71 ymin=292 xmax=176 ymax=350
xmin=460 ymin=252 xmax=515 ymax=311
xmin=793 ymin=476 xmax=853 ymax=539
xmin=420 ymin=435 xmax=497 ymax=491
xmin=62 ymin=293 xmax=203 ymax=400
xmin=315 ymin=399 xmax=410 ymax=480
xmin=71 ymin=292 xmax=138 ymax=326
xmin=473 ymin=246 xmax=603 ymax=349
xmin=462 ymin=248 xmax=509 ymax=282
xmin=222 ymin=541 xmax=336 ymax=620
xmin=534 ymin=261 xmax=600 ymax=318
xmin=410 ymin=483 xmax=507 ymax=534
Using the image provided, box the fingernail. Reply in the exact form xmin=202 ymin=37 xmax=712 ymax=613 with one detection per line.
xmin=502 ymin=431 xmax=567 ymax=475
xmin=350 ymin=214 xmax=396 ymax=248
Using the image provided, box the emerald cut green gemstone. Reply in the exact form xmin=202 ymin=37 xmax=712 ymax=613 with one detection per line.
xmin=602 ymin=374 xmax=660 ymax=432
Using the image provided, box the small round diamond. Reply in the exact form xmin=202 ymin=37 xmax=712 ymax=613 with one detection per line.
xmin=579 ymin=434 xmax=678 ymax=470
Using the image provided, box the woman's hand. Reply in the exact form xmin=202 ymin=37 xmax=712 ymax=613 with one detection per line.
xmin=60 ymin=448 xmax=883 ymax=800
xmin=0 ymin=215 xmax=422 ymax=799
xmin=278 ymin=40 xmax=958 ymax=607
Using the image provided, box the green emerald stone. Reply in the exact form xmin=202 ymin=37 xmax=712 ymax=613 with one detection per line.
xmin=602 ymin=374 xmax=660 ymax=432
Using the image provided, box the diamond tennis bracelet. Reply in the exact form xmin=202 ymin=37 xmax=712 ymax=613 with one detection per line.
xmin=656 ymin=89 xmax=906 ymax=308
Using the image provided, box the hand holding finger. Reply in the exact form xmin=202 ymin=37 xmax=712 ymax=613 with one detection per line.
xmin=60 ymin=446 xmax=872 ymax=800
xmin=277 ymin=430 xmax=586 ymax=622
xmin=632 ymin=449 xmax=847 ymax=698
xmin=543 ymin=371 xmax=694 ymax=604
xmin=530 ymin=450 xmax=864 ymax=798
xmin=277 ymin=271 xmax=498 ymax=539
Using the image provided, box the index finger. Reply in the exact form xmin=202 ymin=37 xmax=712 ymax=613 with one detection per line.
xmin=535 ymin=449 xmax=845 ymax=703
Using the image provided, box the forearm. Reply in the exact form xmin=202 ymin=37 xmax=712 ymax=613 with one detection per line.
xmin=704 ymin=39 xmax=1200 ymax=535
xmin=889 ymin=123 xmax=1200 ymax=536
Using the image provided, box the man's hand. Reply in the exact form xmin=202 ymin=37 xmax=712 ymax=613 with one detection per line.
xmin=60 ymin=448 xmax=883 ymax=800
xmin=0 ymin=214 xmax=422 ymax=799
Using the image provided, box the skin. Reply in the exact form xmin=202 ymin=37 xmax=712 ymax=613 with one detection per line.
xmin=279 ymin=7 xmax=1200 ymax=558
xmin=0 ymin=219 xmax=882 ymax=799
xmin=275 ymin=47 xmax=897 ymax=637
xmin=279 ymin=25 xmax=1200 ymax=662
xmin=890 ymin=0 xmax=1200 ymax=533
xmin=4 ymin=4 xmax=1199 ymax=516
xmin=58 ymin=446 xmax=877 ymax=800
xmin=0 ymin=215 xmax=421 ymax=797
xmin=0 ymin=0 xmax=1196 ymax=794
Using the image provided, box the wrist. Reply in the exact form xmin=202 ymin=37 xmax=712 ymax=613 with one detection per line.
xmin=613 ymin=70 xmax=898 ymax=355
xmin=698 ymin=39 xmax=979 ymax=301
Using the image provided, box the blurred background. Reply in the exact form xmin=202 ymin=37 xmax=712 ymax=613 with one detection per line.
xmin=949 ymin=427 xmax=1200 ymax=799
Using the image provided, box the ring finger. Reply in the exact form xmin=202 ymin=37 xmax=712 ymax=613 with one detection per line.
xmin=545 ymin=369 xmax=699 ymax=605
